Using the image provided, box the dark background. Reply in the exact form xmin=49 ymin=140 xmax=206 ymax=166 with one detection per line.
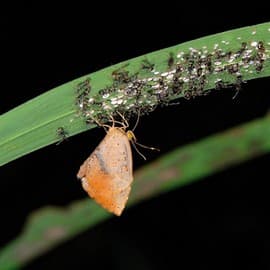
xmin=1 ymin=2 xmax=270 ymax=269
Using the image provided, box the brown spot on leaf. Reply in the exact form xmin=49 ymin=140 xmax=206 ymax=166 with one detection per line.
xmin=131 ymin=166 xmax=180 ymax=203
xmin=248 ymin=139 xmax=265 ymax=156
xmin=44 ymin=226 xmax=68 ymax=240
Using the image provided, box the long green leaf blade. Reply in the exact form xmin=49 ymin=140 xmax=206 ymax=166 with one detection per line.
xmin=1 ymin=22 xmax=270 ymax=166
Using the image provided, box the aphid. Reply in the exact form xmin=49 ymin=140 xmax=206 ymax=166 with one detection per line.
xmin=203 ymin=54 xmax=213 ymax=73
xmin=232 ymin=75 xmax=245 ymax=99
xmin=214 ymin=49 xmax=224 ymax=60
xmin=255 ymin=60 xmax=264 ymax=72
xmin=235 ymin=42 xmax=247 ymax=57
xmin=227 ymin=63 xmax=239 ymax=74
xmin=255 ymin=41 xmax=265 ymax=72
xmin=125 ymin=80 xmax=144 ymax=97
xmin=215 ymin=79 xmax=226 ymax=91
xmin=99 ymin=87 xmax=115 ymax=96
xmin=112 ymin=70 xmax=129 ymax=83
xmin=187 ymin=60 xmax=195 ymax=73
xmin=78 ymin=78 xmax=90 ymax=87
xmin=76 ymin=78 xmax=91 ymax=100
xmin=168 ymin=52 xmax=174 ymax=68
xmin=175 ymin=63 xmax=184 ymax=74
xmin=196 ymin=67 xmax=203 ymax=76
xmin=75 ymin=78 xmax=92 ymax=114
xmin=77 ymin=113 xmax=158 ymax=216
xmin=156 ymin=89 xmax=169 ymax=104
xmin=56 ymin=127 xmax=68 ymax=145
xmin=171 ymin=77 xmax=184 ymax=95
xmin=141 ymin=59 xmax=154 ymax=71
xmin=257 ymin=41 xmax=265 ymax=53
xmin=158 ymin=77 xmax=165 ymax=87
xmin=183 ymin=91 xmax=192 ymax=100
xmin=197 ymin=75 xmax=207 ymax=95
xmin=225 ymin=51 xmax=233 ymax=60
xmin=112 ymin=64 xmax=130 ymax=85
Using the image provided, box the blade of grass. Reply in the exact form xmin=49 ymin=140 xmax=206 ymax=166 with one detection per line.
xmin=1 ymin=113 xmax=270 ymax=269
xmin=1 ymin=22 xmax=270 ymax=166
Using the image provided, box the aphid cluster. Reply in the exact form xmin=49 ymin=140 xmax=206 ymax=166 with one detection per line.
xmin=213 ymin=40 xmax=267 ymax=94
xmin=74 ymin=33 xmax=269 ymax=216
xmin=75 ymin=38 xmax=269 ymax=125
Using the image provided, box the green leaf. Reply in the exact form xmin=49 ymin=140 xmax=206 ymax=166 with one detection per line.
xmin=1 ymin=113 xmax=270 ymax=269
xmin=1 ymin=22 xmax=270 ymax=166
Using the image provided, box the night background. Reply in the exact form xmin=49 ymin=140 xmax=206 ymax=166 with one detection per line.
xmin=1 ymin=2 xmax=270 ymax=269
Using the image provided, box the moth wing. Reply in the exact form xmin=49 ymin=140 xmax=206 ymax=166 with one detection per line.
xmin=77 ymin=128 xmax=133 ymax=216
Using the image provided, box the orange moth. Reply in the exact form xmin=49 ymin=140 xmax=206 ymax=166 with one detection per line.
xmin=77 ymin=113 xmax=158 ymax=216
xmin=77 ymin=126 xmax=133 ymax=216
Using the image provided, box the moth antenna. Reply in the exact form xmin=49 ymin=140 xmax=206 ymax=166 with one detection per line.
xmin=126 ymin=130 xmax=159 ymax=160
xmin=134 ymin=141 xmax=160 ymax=152
xmin=130 ymin=140 xmax=147 ymax=160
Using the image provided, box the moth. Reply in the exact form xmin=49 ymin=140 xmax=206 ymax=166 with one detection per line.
xmin=77 ymin=127 xmax=133 ymax=216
